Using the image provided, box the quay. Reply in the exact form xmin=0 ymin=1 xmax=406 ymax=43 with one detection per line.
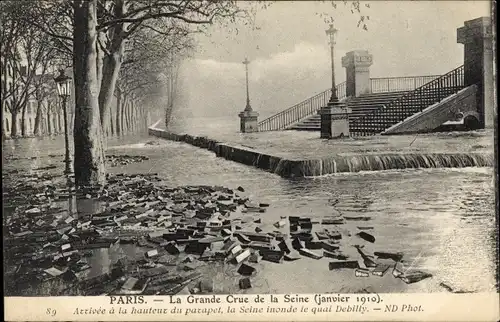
xmin=148 ymin=125 xmax=493 ymax=178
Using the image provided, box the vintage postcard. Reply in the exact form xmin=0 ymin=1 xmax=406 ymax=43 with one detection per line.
xmin=2 ymin=0 xmax=498 ymax=321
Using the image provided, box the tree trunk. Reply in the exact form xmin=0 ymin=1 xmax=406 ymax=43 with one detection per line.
xmin=99 ymin=50 xmax=123 ymax=129
xmin=120 ymin=95 xmax=127 ymax=133
xmin=57 ymin=111 xmax=62 ymax=134
xmin=130 ymin=99 xmax=135 ymax=132
xmin=33 ymin=100 xmax=43 ymax=136
xmin=115 ymin=90 xmax=121 ymax=135
xmin=126 ymin=99 xmax=131 ymax=133
xmin=109 ymin=102 xmax=114 ymax=136
xmin=73 ymin=0 xmax=106 ymax=187
xmin=10 ymin=110 xmax=18 ymax=138
xmin=98 ymin=1 xmax=126 ymax=129
xmin=166 ymin=69 xmax=172 ymax=128
xmin=21 ymin=103 xmax=27 ymax=137
xmin=47 ymin=102 xmax=52 ymax=135
xmin=54 ymin=116 xmax=58 ymax=134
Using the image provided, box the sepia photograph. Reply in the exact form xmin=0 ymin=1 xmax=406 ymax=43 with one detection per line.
xmin=1 ymin=0 xmax=498 ymax=320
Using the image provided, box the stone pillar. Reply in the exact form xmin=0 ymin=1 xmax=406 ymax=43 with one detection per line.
xmin=457 ymin=17 xmax=494 ymax=128
xmin=319 ymin=102 xmax=352 ymax=139
xmin=341 ymin=50 xmax=373 ymax=97
xmin=238 ymin=109 xmax=259 ymax=133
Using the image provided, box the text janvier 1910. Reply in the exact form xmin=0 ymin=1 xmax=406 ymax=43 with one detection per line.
xmin=108 ymin=294 xmax=352 ymax=306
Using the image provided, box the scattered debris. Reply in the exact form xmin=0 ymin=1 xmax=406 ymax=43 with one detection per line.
xmin=355 ymin=268 xmax=370 ymax=277
xmin=344 ymin=216 xmax=372 ymax=221
xmin=239 ymin=277 xmax=251 ymax=289
xmin=237 ymin=263 xmax=256 ymax=276
xmin=356 ymin=231 xmax=376 ymax=243
xmin=321 ymin=216 xmax=344 ymax=225
xmin=106 ymin=155 xmax=149 ymax=168
xmin=374 ymin=251 xmax=404 ymax=262
xmin=273 ymin=219 xmax=286 ymax=229
xmin=298 ymin=248 xmax=323 ymax=260
xmin=329 ymin=260 xmax=360 ymax=270
xmin=3 ymin=168 xmax=433 ymax=296
xmin=372 ymin=264 xmax=390 ymax=277
xmin=399 ymin=271 xmax=433 ymax=284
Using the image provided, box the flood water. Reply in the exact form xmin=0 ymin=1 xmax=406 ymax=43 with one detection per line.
xmin=2 ymin=132 xmax=497 ymax=294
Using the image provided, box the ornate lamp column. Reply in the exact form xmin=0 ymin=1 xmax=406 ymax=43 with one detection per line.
xmin=243 ymin=58 xmax=252 ymax=111
xmin=54 ymin=69 xmax=73 ymax=174
xmin=319 ymin=23 xmax=351 ymax=139
xmin=327 ymin=24 xmax=338 ymax=103
xmin=238 ymin=57 xmax=259 ymax=133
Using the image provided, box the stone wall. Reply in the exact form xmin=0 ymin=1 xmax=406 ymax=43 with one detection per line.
xmin=148 ymin=126 xmax=493 ymax=178
xmin=383 ymin=85 xmax=479 ymax=135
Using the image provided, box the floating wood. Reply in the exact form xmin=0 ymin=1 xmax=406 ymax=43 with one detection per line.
xmin=372 ymin=264 xmax=390 ymax=277
xmin=357 ymin=231 xmax=376 ymax=243
xmin=329 ymin=260 xmax=359 ymax=270
xmin=298 ymin=248 xmax=323 ymax=260
xmin=374 ymin=251 xmax=403 ymax=262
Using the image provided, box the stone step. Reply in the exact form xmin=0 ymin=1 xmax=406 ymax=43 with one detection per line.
xmin=358 ymin=92 xmax=407 ymax=97
xmin=287 ymin=86 xmax=464 ymax=134
xmin=291 ymin=126 xmax=321 ymax=131
xmin=349 ymin=98 xmax=402 ymax=104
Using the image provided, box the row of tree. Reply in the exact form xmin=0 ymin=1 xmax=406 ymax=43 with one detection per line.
xmin=2 ymin=0 xmax=367 ymax=187
xmin=1 ymin=0 xmax=249 ymax=187
xmin=0 ymin=1 xmax=193 ymax=141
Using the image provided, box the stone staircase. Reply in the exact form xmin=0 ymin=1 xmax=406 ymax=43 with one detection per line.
xmin=289 ymin=91 xmax=409 ymax=131
xmin=350 ymin=65 xmax=465 ymax=136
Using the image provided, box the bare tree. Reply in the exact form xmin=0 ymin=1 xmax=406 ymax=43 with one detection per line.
xmin=1 ymin=1 xmax=60 ymax=138
xmin=94 ymin=0 xmax=247 ymax=134
xmin=33 ymin=74 xmax=59 ymax=136
xmin=116 ymin=20 xmax=193 ymax=134
xmin=27 ymin=0 xmax=246 ymax=185
xmin=72 ymin=0 xmax=107 ymax=186
xmin=24 ymin=0 xmax=367 ymax=186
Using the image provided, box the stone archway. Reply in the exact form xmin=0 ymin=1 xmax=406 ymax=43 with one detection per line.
xmin=456 ymin=111 xmax=481 ymax=131
xmin=464 ymin=114 xmax=481 ymax=130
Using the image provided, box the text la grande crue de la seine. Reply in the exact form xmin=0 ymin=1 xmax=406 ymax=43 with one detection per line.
xmin=109 ymin=293 xmax=359 ymax=306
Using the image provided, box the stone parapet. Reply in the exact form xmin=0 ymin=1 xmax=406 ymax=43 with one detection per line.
xmin=148 ymin=126 xmax=494 ymax=178
xmin=341 ymin=50 xmax=373 ymax=97
xmin=319 ymin=103 xmax=351 ymax=139
xmin=383 ymin=85 xmax=479 ymax=135
xmin=457 ymin=16 xmax=494 ymax=129
xmin=457 ymin=17 xmax=493 ymax=44
xmin=238 ymin=110 xmax=259 ymax=133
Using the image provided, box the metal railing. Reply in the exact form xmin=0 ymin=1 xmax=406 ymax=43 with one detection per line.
xmin=257 ymin=82 xmax=346 ymax=132
xmin=370 ymin=75 xmax=441 ymax=93
xmin=350 ymin=65 xmax=465 ymax=136
xmin=257 ymin=74 xmax=449 ymax=132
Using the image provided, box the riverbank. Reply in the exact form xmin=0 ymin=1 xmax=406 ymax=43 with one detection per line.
xmin=148 ymin=126 xmax=494 ymax=178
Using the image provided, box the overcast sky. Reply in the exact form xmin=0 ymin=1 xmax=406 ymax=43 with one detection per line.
xmin=171 ymin=1 xmax=491 ymax=128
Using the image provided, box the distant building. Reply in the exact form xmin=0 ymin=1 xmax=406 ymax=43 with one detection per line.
xmin=1 ymin=60 xmax=67 ymax=138
xmin=1 ymin=56 xmax=38 ymax=137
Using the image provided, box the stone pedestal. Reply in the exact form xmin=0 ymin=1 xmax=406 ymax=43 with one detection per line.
xmin=341 ymin=50 xmax=373 ymax=97
xmin=457 ymin=17 xmax=494 ymax=128
xmin=238 ymin=110 xmax=259 ymax=133
xmin=319 ymin=102 xmax=351 ymax=139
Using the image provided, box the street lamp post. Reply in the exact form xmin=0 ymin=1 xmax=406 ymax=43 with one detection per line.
xmin=54 ymin=69 xmax=72 ymax=174
xmin=320 ymin=23 xmax=351 ymax=139
xmin=238 ymin=57 xmax=259 ymax=133
xmin=326 ymin=23 xmax=338 ymax=104
xmin=243 ymin=57 xmax=252 ymax=111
